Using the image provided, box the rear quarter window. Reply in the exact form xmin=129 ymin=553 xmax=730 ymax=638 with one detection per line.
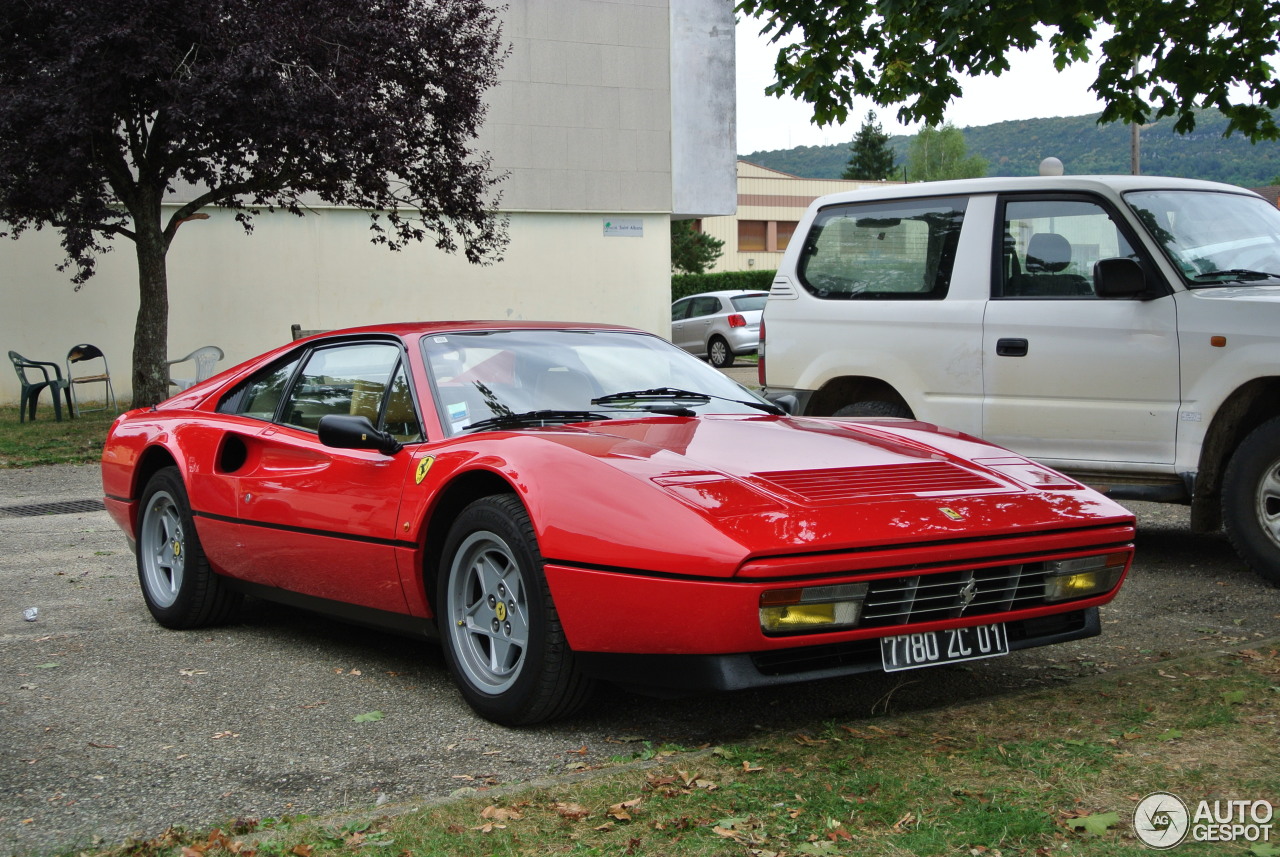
xmin=798 ymin=197 xmax=967 ymax=300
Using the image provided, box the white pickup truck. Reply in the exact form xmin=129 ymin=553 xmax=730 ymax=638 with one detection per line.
xmin=760 ymin=175 xmax=1280 ymax=585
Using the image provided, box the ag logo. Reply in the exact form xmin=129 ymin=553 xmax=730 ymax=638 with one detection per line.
xmin=1134 ymin=791 xmax=1189 ymax=849
xmin=414 ymin=455 xmax=435 ymax=485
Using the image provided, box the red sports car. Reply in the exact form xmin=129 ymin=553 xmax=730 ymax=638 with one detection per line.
xmin=102 ymin=322 xmax=1135 ymax=725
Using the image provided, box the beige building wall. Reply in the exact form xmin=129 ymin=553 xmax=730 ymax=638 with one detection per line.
xmin=1 ymin=0 xmax=735 ymax=406
xmin=700 ymin=161 xmax=901 ymax=273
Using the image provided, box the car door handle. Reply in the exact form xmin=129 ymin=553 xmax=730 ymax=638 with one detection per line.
xmin=996 ymin=338 xmax=1029 ymax=357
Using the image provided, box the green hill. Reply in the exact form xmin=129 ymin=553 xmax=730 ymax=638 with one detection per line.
xmin=741 ymin=109 xmax=1280 ymax=187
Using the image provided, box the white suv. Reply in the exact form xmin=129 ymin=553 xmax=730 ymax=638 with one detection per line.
xmin=761 ymin=175 xmax=1280 ymax=585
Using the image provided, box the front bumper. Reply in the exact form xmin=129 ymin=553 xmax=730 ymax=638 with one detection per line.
xmin=576 ymin=608 xmax=1099 ymax=694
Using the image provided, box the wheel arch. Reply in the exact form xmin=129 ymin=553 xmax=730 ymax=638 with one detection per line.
xmin=127 ymin=446 xmax=181 ymax=535
xmin=420 ymin=469 xmax=524 ymax=614
xmin=808 ymin=376 xmax=913 ymax=418
xmin=1192 ymin=377 xmax=1280 ymax=531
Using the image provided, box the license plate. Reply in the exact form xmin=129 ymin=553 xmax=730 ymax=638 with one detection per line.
xmin=879 ymin=623 xmax=1009 ymax=673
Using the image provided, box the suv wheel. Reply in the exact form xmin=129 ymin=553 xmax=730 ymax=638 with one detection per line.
xmin=1222 ymin=415 xmax=1280 ymax=587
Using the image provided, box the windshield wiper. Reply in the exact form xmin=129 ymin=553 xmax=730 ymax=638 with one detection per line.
xmin=462 ymin=410 xmax=611 ymax=433
xmin=592 ymin=387 xmax=785 ymax=416
xmin=1190 ymin=268 xmax=1280 ymax=283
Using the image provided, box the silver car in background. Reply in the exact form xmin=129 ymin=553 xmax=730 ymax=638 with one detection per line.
xmin=670 ymin=290 xmax=768 ymax=367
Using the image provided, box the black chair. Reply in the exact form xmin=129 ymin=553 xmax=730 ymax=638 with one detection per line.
xmin=65 ymin=343 xmax=118 ymax=415
xmin=9 ymin=350 xmax=73 ymax=422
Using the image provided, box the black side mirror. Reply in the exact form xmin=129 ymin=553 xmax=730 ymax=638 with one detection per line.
xmin=1094 ymin=257 xmax=1150 ymax=299
xmin=771 ymin=394 xmax=798 ymax=415
xmin=318 ymin=414 xmax=403 ymax=456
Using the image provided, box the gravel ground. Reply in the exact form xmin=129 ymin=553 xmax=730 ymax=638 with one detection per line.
xmin=2 ymin=462 xmax=1278 ymax=857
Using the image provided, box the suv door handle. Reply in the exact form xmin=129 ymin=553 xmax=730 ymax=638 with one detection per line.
xmin=996 ymin=338 xmax=1029 ymax=357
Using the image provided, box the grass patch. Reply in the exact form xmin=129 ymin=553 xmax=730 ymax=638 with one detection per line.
xmin=75 ymin=644 xmax=1280 ymax=857
xmin=0 ymin=404 xmax=121 ymax=468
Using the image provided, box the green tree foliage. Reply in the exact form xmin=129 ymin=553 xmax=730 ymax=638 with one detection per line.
xmin=741 ymin=108 xmax=1280 ymax=186
xmin=736 ymin=0 xmax=1280 ymax=141
xmin=843 ymin=111 xmax=897 ymax=180
xmin=906 ymin=124 xmax=988 ymax=181
xmin=670 ymin=220 xmax=725 ymax=275
xmin=0 ymin=0 xmax=507 ymax=406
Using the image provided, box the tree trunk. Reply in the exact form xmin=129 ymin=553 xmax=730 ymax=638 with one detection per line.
xmin=131 ymin=209 xmax=170 ymax=408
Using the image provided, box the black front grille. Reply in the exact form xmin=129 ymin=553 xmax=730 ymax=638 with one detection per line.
xmin=862 ymin=564 xmax=1047 ymax=626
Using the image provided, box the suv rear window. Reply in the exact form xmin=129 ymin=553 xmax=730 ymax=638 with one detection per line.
xmin=797 ymin=197 xmax=967 ymax=300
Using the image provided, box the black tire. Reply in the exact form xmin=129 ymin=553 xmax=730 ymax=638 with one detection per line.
xmin=707 ymin=336 xmax=734 ymax=368
xmin=437 ymin=494 xmax=594 ymax=725
xmin=1222 ymin=416 xmax=1280 ymax=587
xmin=833 ymin=400 xmax=912 ymax=419
xmin=136 ymin=467 xmax=241 ymax=628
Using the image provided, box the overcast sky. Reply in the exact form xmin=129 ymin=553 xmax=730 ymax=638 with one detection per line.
xmin=735 ymin=18 xmax=1107 ymax=154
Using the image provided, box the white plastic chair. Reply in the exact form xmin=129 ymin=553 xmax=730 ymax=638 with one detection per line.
xmin=167 ymin=346 xmax=224 ymax=391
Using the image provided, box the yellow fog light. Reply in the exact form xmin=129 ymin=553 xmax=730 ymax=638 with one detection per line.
xmin=1043 ymin=552 xmax=1127 ymax=602
xmin=760 ymin=583 xmax=868 ymax=634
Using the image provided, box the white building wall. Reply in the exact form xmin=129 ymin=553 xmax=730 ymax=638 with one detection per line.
xmin=1 ymin=0 xmax=736 ymax=406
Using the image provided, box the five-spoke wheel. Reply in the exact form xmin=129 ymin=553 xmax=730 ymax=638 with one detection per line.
xmin=438 ymin=494 xmax=593 ymax=724
xmin=136 ymin=467 xmax=241 ymax=627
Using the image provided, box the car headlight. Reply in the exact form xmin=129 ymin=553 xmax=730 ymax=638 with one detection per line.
xmin=760 ymin=583 xmax=869 ymax=634
xmin=1043 ymin=552 xmax=1128 ymax=602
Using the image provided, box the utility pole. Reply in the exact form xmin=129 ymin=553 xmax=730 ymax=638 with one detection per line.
xmin=1131 ymin=122 xmax=1141 ymax=175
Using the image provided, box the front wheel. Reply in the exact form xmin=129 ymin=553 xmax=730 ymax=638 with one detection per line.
xmin=707 ymin=336 xmax=734 ymax=368
xmin=437 ymin=494 xmax=593 ymax=725
xmin=136 ymin=467 xmax=241 ymax=627
xmin=1222 ymin=416 xmax=1280 ymax=587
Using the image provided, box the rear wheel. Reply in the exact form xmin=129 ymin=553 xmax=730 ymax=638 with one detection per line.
xmin=708 ymin=336 xmax=734 ymax=368
xmin=833 ymin=400 xmax=912 ymax=419
xmin=1222 ymin=416 xmax=1280 ymax=586
xmin=437 ymin=494 xmax=593 ymax=724
xmin=136 ymin=467 xmax=241 ymax=627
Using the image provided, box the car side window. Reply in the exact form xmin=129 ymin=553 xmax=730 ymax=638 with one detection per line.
xmin=217 ymin=356 xmax=301 ymax=420
xmin=689 ymin=296 xmax=721 ymax=318
xmin=797 ymin=197 xmax=967 ymax=300
xmin=382 ymin=361 xmax=423 ymax=443
xmin=671 ymin=299 xmax=693 ymax=322
xmin=1000 ymin=198 xmax=1136 ymax=298
xmin=279 ymin=343 xmax=402 ymax=432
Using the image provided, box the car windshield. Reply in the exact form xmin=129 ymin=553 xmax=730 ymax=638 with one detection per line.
xmin=1126 ymin=190 xmax=1280 ymax=286
xmin=422 ymin=329 xmax=774 ymax=436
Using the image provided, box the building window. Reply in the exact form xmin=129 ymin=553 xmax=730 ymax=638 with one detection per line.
xmin=776 ymin=221 xmax=798 ymax=251
xmin=738 ymin=220 xmax=767 ymax=252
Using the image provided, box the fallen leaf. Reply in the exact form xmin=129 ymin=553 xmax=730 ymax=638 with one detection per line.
xmin=210 ymin=731 xmax=239 ymax=740
xmin=481 ymin=804 xmax=523 ymax=822
xmin=742 ymin=761 xmax=764 ymax=773
xmin=608 ymin=798 xmax=643 ymax=821
xmin=35 ymin=663 xmax=59 ymax=670
xmin=1066 ymin=811 xmax=1120 ymax=836
xmin=353 ymin=711 xmax=384 ymax=723
xmin=554 ymin=802 xmax=590 ymax=821
xmin=178 ymin=669 xmax=207 ymax=676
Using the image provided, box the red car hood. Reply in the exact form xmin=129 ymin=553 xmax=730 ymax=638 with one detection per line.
xmin=520 ymin=414 xmax=1133 ymax=571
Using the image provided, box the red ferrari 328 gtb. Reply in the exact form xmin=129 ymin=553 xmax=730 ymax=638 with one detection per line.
xmin=102 ymin=322 xmax=1135 ymax=725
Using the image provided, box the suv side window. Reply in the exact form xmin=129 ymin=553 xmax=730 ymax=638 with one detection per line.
xmin=1000 ymin=198 xmax=1137 ymax=298
xmin=797 ymin=197 xmax=966 ymax=300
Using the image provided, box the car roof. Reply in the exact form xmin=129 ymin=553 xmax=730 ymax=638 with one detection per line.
xmin=810 ymin=174 xmax=1260 ymax=208
xmin=294 ymin=320 xmax=643 ymax=341
xmin=673 ymin=290 xmax=770 ymax=302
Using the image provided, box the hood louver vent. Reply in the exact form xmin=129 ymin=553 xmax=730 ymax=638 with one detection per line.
xmin=756 ymin=462 xmax=1003 ymax=504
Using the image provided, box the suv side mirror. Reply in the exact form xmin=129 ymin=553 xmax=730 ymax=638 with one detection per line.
xmin=1094 ymin=257 xmax=1150 ymax=299
xmin=318 ymin=414 xmax=403 ymax=456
